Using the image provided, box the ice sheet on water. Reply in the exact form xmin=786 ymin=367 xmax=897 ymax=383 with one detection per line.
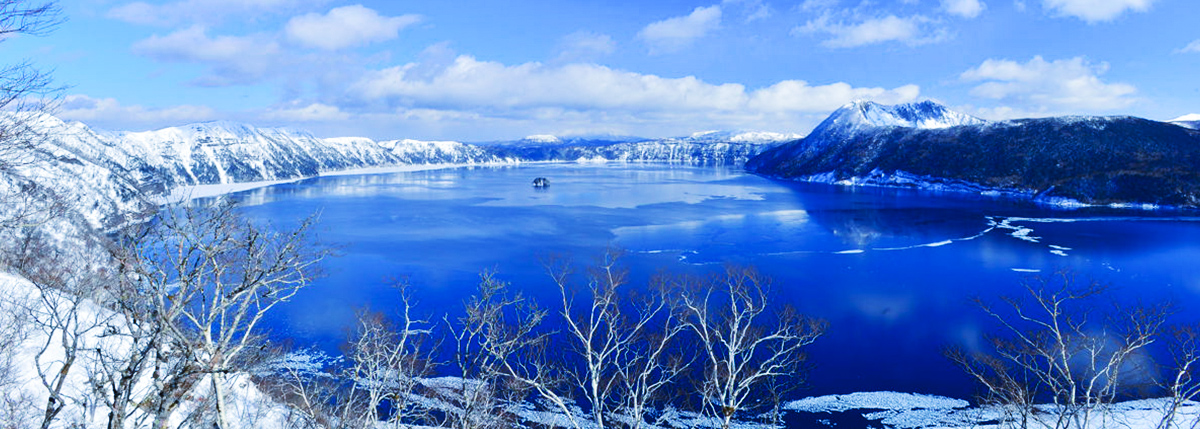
xmin=785 ymin=391 xmax=969 ymax=413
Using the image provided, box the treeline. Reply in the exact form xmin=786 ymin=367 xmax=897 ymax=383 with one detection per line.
xmin=265 ymin=248 xmax=827 ymax=429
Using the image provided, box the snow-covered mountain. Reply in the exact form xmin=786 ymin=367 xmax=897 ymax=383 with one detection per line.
xmin=1170 ymin=113 xmax=1200 ymax=130
xmin=484 ymin=131 xmax=798 ymax=166
xmin=337 ymin=137 xmax=503 ymax=165
xmin=2 ymin=113 xmax=154 ymax=229
xmin=804 ymin=100 xmax=985 ymax=150
xmin=748 ymin=101 xmax=1200 ymax=207
xmin=1 ymin=113 xmax=798 ymax=228
xmin=115 ymin=122 xmax=403 ymax=189
xmin=746 ymin=100 xmax=986 ymax=180
xmin=684 ymin=130 xmax=804 ymax=143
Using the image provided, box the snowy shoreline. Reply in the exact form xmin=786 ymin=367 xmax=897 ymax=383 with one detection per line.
xmin=158 ymin=161 xmax=533 ymax=204
xmin=785 ymin=169 xmax=1178 ymax=211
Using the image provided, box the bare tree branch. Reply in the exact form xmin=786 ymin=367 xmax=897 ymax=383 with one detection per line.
xmin=949 ymin=271 xmax=1171 ymax=429
xmin=673 ymin=266 xmax=827 ymax=429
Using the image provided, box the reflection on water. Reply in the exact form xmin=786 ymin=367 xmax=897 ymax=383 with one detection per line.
xmin=223 ymin=163 xmax=1200 ymax=400
xmin=234 ymin=163 xmax=766 ymax=209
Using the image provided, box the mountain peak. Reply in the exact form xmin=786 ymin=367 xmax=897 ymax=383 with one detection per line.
xmin=1170 ymin=114 xmax=1200 ymax=130
xmin=810 ymin=100 xmax=979 ymax=137
xmin=521 ymin=134 xmax=562 ymax=144
xmin=793 ymin=101 xmax=986 ymax=154
xmin=835 ymin=100 xmax=984 ymax=130
xmin=149 ymin=120 xmax=316 ymax=141
xmin=684 ymin=130 xmax=803 ymax=143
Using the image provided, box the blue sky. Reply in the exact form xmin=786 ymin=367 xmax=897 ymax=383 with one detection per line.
xmin=6 ymin=0 xmax=1199 ymax=140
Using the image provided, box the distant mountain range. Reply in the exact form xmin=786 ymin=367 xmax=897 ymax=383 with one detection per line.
xmin=748 ymin=101 xmax=1200 ymax=208
xmin=9 ymin=99 xmax=1200 ymax=234
xmin=0 ymin=113 xmax=798 ymax=229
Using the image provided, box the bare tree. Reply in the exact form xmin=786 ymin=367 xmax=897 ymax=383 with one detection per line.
xmin=121 ymin=199 xmax=328 ymax=428
xmin=442 ymin=270 xmax=551 ymax=429
xmin=0 ymin=285 xmax=36 ymax=429
xmin=947 ymin=272 xmax=1170 ymax=429
xmin=339 ymin=285 xmax=435 ymax=428
xmin=613 ymin=279 xmax=687 ymax=429
xmin=85 ymin=251 xmax=167 ymax=429
xmin=271 ymin=361 xmax=343 ymax=429
xmin=0 ymin=0 xmax=65 ymax=232
xmin=673 ymin=266 xmax=827 ymax=429
xmin=548 ymin=250 xmax=687 ymax=429
xmin=5 ymin=226 xmax=117 ymax=429
xmin=1158 ymin=323 xmax=1200 ymax=429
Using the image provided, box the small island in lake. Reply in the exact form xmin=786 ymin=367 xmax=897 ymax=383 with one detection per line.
xmin=532 ymin=177 xmax=550 ymax=188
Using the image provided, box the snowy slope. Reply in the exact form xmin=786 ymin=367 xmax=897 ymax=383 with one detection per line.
xmin=375 ymin=138 xmax=506 ymax=164
xmin=749 ymin=102 xmax=1200 ymax=207
xmin=2 ymin=112 xmax=797 ymax=229
xmin=685 ymin=130 xmax=804 ymax=143
xmin=116 ymin=122 xmax=400 ymax=188
xmin=803 ymin=100 xmax=986 ymax=153
xmin=2 ymin=113 xmax=153 ymax=229
xmin=1170 ymin=113 xmax=1200 ymax=130
xmin=0 ymin=272 xmax=295 ymax=429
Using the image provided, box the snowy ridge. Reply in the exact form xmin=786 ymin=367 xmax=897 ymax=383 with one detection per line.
xmin=592 ymin=139 xmax=780 ymax=165
xmin=378 ymin=138 xmax=505 ymax=164
xmin=521 ymin=134 xmax=562 ymax=144
xmin=5 ymin=113 xmax=795 ymax=227
xmin=2 ymin=113 xmax=153 ymax=229
xmin=686 ymin=130 xmax=803 ymax=143
xmin=805 ymin=100 xmax=986 ymax=148
xmin=1170 ymin=113 xmax=1200 ymax=130
xmin=117 ymin=121 xmax=400 ymax=188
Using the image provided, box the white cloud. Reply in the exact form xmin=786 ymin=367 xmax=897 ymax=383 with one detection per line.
xmin=555 ymin=31 xmax=616 ymax=62
xmin=942 ymin=0 xmax=986 ymax=18
xmin=723 ymin=0 xmax=772 ymax=22
xmin=131 ymin=26 xmax=281 ymax=86
xmin=798 ymin=14 xmax=947 ymax=48
xmin=1178 ymin=39 xmax=1200 ymax=54
xmin=284 ymin=5 xmax=420 ymax=51
xmin=961 ymin=56 xmax=1137 ymax=110
xmin=356 ymin=57 xmax=747 ymax=112
xmin=1042 ymin=0 xmax=1153 ymax=23
xmin=638 ymin=5 xmax=722 ymax=53
xmin=261 ymin=103 xmax=350 ymax=121
xmin=799 ymin=0 xmax=839 ymax=11
xmin=108 ymin=0 xmax=323 ymax=26
xmin=351 ymin=54 xmax=920 ymax=123
xmin=57 ymin=94 xmax=217 ymax=127
xmin=749 ymin=81 xmax=921 ymax=112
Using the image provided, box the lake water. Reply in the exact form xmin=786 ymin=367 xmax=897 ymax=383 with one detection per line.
xmin=224 ymin=162 xmax=1200 ymax=400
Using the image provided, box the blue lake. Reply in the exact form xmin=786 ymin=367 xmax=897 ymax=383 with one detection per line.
xmin=224 ymin=163 xmax=1200 ymax=400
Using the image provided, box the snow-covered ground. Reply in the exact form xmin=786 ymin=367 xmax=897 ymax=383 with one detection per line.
xmin=785 ymin=392 xmax=1200 ymax=429
xmin=0 ymin=273 xmax=296 ymax=429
